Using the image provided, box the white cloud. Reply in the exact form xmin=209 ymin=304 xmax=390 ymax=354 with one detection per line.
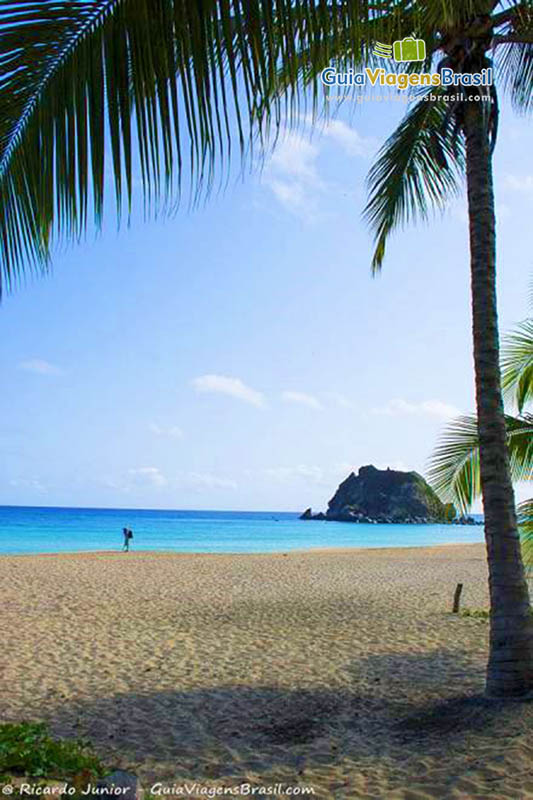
xmin=107 ymin=468 xmax=236 ymax=494
xmin=8 ymin=477 xmax=47 ymax=492
xmin=267 ymin=178 xmax=312 ymax=218
xmin=503 ymin=174 xmax=533 ymax=192
xmin=149 ymin=423 xmax=183 ymax=439
xmin=262 ymin=118 xmax=373 ymax=220
xmin=18 ymin=359 xmax=63 ymax=376
xmin=100 ymin=476 xmax=131 ymax=492
xmin=325 ymin=391 xmax=355 ymax=410
xmin=373 ymin=398 xmax=460 ymax=420
xmin=263 ymin=133 xmax=323 ymax=220
xmin=128 ymin=466 xmax=168 ymax=487
xmin=270 ymin=133 xmax=320 ymax=181
xmin=299 ymin=114 xmax=377 ymax=158
xmin=184 ymin=472 xmax=238 ymax=491
xmin=317 ymin=118 xmax=376 ymax=158
xmin=264 ymin=460 xmax=421 ymax=494
xmin=192 ymin=374 xmax=266 ymax=408
xmin=265 ymin=465 xmax=325 ymax=485
xmin=282 ymin=390 xmax=323 ymax=410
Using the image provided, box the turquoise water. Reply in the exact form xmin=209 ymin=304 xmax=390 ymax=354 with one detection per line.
xmin=0 ymin=506 xmax=484 ymax=555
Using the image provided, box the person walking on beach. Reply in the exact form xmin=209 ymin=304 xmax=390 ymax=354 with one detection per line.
xmin=122 ymin=527 xmax=133 ymax=552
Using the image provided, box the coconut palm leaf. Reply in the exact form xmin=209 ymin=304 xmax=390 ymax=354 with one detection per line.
xmin=498 ymin=41 xmax=533 ymax=111
xmin=502 ymin=319 xmax=533 ymax=413
xmin=363 ymin=1 xmax=533 ymax=274
xmin=496 ymin=2 xmax=533 ymax=112
xmin=0 ymin=0 xmax=510 ymax=296
xmin=364 ymin=87 xmax=466 ymax=273
xmin=518 ymin=498 xmax=533 ymax=572
xmin=427 ymin=415 xmax=482 ymax=513
xmin=1 ymin=0 xmax=388 ymax=296
xmin=428 ymin=413 xmax=533 ymax=514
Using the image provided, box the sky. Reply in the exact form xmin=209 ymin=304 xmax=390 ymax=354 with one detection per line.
xmin=1 ymin=91 xmax=532 ymax=512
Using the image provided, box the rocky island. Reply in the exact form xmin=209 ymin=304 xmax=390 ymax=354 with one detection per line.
xmin=300 ymin=465 xmax=459 ymax=524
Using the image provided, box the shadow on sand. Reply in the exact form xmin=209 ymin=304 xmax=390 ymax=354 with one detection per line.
xmin=32 ymin=648 xmax=533 ymax=790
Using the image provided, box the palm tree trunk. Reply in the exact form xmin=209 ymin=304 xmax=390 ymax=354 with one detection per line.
xmin=464 ymin=94 xmax=533 ymax=698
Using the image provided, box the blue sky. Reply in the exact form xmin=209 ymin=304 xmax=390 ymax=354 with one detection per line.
xmin=1 ymin=95 xmax=531 ymax=512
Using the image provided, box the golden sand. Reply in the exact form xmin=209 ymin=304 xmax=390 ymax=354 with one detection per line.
xmin=1 ymin=543 xmax=532 ymax=799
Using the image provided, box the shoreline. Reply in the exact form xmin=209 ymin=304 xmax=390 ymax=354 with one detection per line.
xmin=0 ymin=540 xmax=486 ymax=559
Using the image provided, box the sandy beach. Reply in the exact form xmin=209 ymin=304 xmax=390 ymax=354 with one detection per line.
xmin=1 ymin=543 xmax=532 ymax=799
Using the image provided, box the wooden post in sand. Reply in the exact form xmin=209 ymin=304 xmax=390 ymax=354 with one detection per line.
xmin=452 ymin=583 xmax=463 ymax=613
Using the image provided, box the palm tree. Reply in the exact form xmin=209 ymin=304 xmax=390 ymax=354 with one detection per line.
xmin=362 ymin=6 xmax=533 ymax=697
xmin=2 ymin=1 xmax=533 ymax=697
xmin=429 ymin=311 xmax=533 ymax=573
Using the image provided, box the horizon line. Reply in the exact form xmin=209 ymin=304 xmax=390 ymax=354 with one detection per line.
xmin=0 ymin=503 xmax=302 ymax=515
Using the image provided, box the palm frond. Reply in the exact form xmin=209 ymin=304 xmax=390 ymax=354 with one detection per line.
xmin=260 ymin=1 xmax=446 ymax=103
xmin=502 ymin=319 xmax=533 ymax=412
xmin=363 ymin=88 xmax=466 ymax=273
xmin=508 ymin=414 xmax=533 ymax=483
xmin=427 ymin=415 xmax=482 ymax=514
xmin=496 ymin=3 xmax=533 ymax=111
xmin=428 ymin=413 xmax=533 ymax=513
xmin=518 ymin=498 xmax=533 ymax=573
xmin=2 ymin=0 xmax=390 ymax=296
xmin=0 ymin=0 xmax=505 ymax=293
xmin=498 ymin=42 xmax=533 ymax=112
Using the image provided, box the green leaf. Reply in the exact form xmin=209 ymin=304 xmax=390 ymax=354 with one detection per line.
xmin=517 ymin=498 xmax=533 ymax=572
xmin=497 ymin=2 xmax=533 ymax=113
xmin=428 ymin=413 xmax=533 ymax=514
xmin=0 ymin=722 xmax=103 ymax=779
xmin=0 ymin=0 xmax=495 ymax=294
xmin=364 ymin=86 xmax=466 ymax=273
xmin=0 ymin=0 xmax=385 ymax=294
xmin=502 ymin=319 xmax=533 ymax=413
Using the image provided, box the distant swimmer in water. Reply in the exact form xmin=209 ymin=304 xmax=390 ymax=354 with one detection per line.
xmin=122 ymin=527 xmax=133 ymax=552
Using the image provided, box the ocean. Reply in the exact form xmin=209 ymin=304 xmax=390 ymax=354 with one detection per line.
xmin=0 ymin=506 xmax=485 ymax=555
